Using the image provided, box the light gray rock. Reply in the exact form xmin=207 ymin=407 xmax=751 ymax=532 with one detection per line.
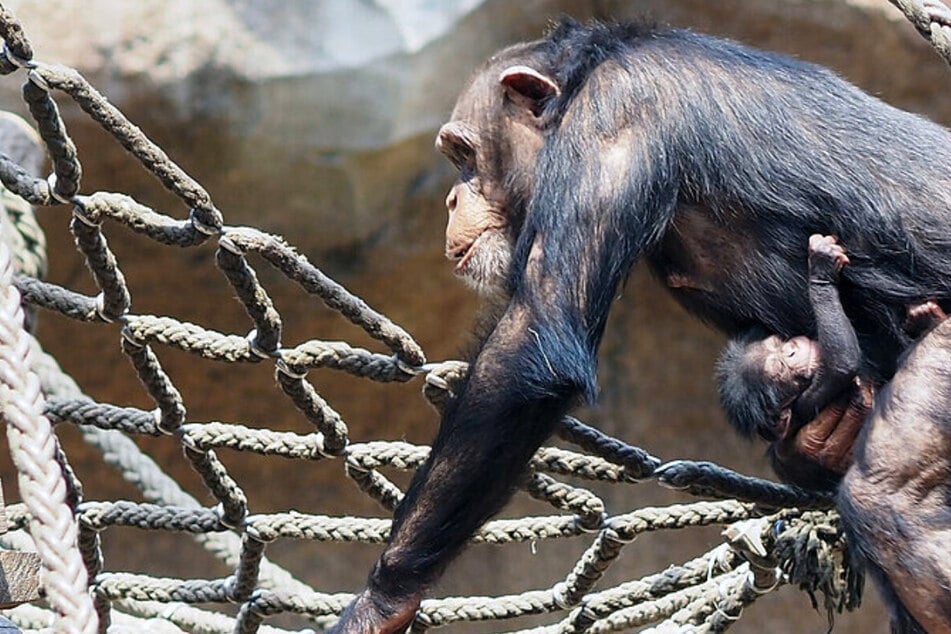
xmin=0 ymin=0 xmax=940 ymax=254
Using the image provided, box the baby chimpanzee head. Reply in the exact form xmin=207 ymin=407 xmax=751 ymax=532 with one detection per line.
xmin=716 ymin=328 xmax=820 ymax=441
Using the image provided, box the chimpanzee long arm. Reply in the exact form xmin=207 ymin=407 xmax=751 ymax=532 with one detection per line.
xmin=333 ymin=307 xmax=584 ymax=630
xmin=331 ymin=83 xmax=676 ymax=633
xmin=790 ymin=238 xmax=862 ymax=426
xmin=342 ymin=306 xmax=581 ymax=628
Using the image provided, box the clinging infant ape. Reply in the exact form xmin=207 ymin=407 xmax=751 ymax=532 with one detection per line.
xmin=716 ymin=234 xmax=864 ymax=485
xmin=717 ymin=235 xmax=946 ymax=488
xmin=718 ymin=235 xmax=951 ymax=633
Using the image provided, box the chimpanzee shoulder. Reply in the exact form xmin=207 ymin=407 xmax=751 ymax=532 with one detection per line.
xmin=537 ymin=18 xmax=831 ymax=108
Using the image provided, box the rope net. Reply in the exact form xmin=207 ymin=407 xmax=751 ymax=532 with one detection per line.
xmin=7 ymin=1 xmax=944 ymax=632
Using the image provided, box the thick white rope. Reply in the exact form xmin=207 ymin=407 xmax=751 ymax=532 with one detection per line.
xmin=0 ymin=210 xmax=97 ymax=633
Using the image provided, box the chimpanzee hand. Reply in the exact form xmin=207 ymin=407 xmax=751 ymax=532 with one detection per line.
xmin=328 ymin=587 xmax=419 ymax=634
xmin=770 ymin=378 xmax=873 ymax=489
xmin=808 ymin=234 xmax=850 ymax=283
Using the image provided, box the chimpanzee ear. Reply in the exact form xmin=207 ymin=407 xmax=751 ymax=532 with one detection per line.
xmin=499 ymin=65 xmax=559 ymax=117
xmin=775 ymin=408 xmax=793 ymax=440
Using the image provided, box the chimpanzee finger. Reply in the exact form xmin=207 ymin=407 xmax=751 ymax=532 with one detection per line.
xmin=817 ymin=403 xmax=868 ymax=474
xmin=794 ymin=399 xmax=848 ymax=445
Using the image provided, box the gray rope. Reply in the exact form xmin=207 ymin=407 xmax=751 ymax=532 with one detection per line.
xmin=890 ymin=0 xmax=951 ymax=65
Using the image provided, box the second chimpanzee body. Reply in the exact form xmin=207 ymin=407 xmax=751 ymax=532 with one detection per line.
xmin=331 ymin=20 xmax=951 ymax=634
xmin=840 ymin=319 xmax=951 ymax=634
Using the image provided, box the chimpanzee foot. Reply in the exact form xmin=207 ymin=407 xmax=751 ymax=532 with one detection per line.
xmin=905 ymin=300 xmax=948 ymax=338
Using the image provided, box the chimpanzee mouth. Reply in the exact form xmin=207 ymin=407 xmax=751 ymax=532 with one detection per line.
xmin=454 ymin=231 xmax=487 ymax=275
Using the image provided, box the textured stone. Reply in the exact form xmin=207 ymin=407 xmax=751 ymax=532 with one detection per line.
xmin=1 ymin=0 xmax=946 ymax=630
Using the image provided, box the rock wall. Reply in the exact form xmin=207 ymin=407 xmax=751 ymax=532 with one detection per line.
xmin=1 ymin=0 xmax=947 ymax=630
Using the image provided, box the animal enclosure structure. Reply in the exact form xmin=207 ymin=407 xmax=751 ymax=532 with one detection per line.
xmin=0 ymin=1 xmax=947 ymax=632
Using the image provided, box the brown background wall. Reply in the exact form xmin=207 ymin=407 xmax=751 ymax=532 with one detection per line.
xmin=1 ymin=0 xmax=946 ymax=631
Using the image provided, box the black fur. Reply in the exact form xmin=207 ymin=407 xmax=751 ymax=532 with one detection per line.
xmin=331 ymin=20 xmax=951 ymax=633
xmin=715 ymin=328 xmax=785 ymax=440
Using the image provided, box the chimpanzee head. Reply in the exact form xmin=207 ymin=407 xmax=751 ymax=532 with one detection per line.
xmin=435 ymin=44 xmax=561 ymax=297
xmin=717 ymin=331 xmax=820 ymax=441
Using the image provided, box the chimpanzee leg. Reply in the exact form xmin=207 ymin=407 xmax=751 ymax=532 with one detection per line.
xmin=838 ymin=489 xmax=929 ymax=634
xmin=867 ymin=564 xmax=928 ymax=634
xmin=839 ymin=320 xmax=951 ymax=634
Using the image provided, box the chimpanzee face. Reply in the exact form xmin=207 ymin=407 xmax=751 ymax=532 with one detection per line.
xmin=750 ymin=335 xmax=820 ymax=402
xmin=435 ymin=61 xmax=559 ymax=298
xmin=436 ymin=120 xmax=513 ymax=297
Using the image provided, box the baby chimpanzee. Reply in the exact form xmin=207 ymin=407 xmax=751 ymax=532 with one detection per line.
xmin=716 ymin=235 xmax=945 ymax=488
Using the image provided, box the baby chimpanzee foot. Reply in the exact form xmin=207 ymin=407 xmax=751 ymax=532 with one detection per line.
xmin=905 ymin=300 xmax=948 ymax=338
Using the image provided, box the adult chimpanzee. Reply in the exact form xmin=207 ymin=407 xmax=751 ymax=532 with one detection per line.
xmin=330 ymin=19 xmax=951 ymax=634
xmin=716 ymin=235 xmax=946 ymax=489
xmin=840 ymin=318 xmax=951 ymax=634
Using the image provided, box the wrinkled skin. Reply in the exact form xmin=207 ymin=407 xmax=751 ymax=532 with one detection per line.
xmin=780 ymin=300 xmax=947 ymax=480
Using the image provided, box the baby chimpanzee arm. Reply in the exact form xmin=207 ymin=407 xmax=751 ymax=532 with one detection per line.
xmin=791 ymin=235 xmax=861 ymax=426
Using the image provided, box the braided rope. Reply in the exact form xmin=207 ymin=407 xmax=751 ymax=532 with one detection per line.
xmin=0 ymin=214 xmax=96 ymax=630
xmin=890 ymin=0 xmax=951 ymax=64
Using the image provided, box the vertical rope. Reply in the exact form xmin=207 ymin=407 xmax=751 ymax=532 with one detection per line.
xmin=0 ymin=211 xmax=97 ymax=632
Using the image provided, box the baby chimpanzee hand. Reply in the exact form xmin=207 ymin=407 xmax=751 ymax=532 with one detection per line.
xmin=808 ymin=234 xmax=849 ymax=282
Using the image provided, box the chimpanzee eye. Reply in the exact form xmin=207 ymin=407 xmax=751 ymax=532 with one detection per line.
xmin=446 ymin=142 xmax=475 ymax=172
xmin=436 ymin=122 xmax=479 ymax=172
